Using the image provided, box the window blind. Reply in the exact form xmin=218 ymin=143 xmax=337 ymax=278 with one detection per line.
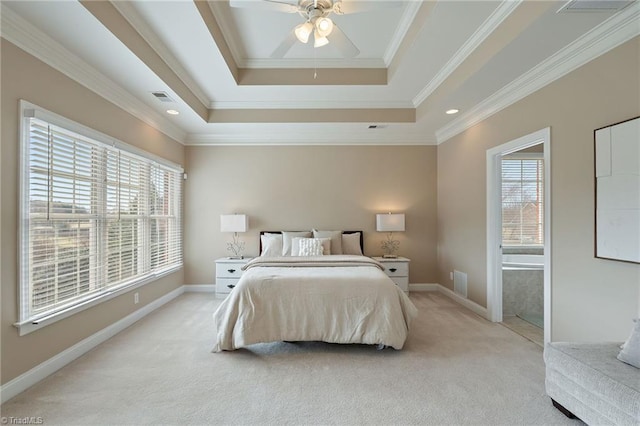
xmin=20 ymin=113 xmax=183 ymax=324
xmin=502 ymin=157 xmax=544 ymax=246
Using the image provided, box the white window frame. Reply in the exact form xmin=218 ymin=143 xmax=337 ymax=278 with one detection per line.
xmin=16 ymin=101 xmax=183 ymax=335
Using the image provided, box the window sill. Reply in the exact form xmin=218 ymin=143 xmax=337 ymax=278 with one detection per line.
xmin=14 ymin=265 xmax=182 ymax=336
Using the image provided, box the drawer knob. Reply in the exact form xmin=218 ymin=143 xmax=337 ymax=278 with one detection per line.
xmin=227 ymin=284 xmax=235 ymax=289
xmin=389 ymin=268 xmax=397 ymax=272
xmin=228 ymin=269 xmax=236 ymax=273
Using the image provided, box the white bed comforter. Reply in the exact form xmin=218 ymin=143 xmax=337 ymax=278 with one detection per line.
xmin=212 ymin=255 xmax=418 ymax=351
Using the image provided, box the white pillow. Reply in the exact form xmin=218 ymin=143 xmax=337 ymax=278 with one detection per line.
xmin=282 ymin=231 xmax=312 ymax=255
xmin=296 ymin=238 xmax=324 ymax=256
xmin=618 ymin=319 xmax=640 ymax=368
xmin=260 ymin=233 xmax=283 ymax=257
xmin=291 ymin=237 xmax=330 ymax=256
xmin=313 ymin=229 xmax=343 ymax=254
xmin=342 ymin=232 xmax=363 ymax=255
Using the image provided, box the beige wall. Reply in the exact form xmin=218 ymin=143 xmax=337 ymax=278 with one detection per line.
xmin=437 ymin=37 xmax=640 ymax=341
xmin=1 ymin=40 xmax=185 ymax=384
xmin=184 ymin=145 xmax=437 ymax=285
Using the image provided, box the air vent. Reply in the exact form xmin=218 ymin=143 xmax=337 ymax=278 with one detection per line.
xmin=368 ymin=125 xmax=387 ymax=129
xmin=151 ymin=91 xmax=174 ymax=103
xmin=453 ymin=270 xmax=468 ymax=298
xmin=558 ymin=0 xmax=633 ymax=13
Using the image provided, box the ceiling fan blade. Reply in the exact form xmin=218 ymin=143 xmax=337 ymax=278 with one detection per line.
xmin=270 ymin=30 xmax=298 ymax=58
xmin=327 ymin=24 xmax=360 ymax=58
xmin=332 ymin=0 xmax=401 ymax=15
xmin=229 ymin=0 xmax=299 ymax=13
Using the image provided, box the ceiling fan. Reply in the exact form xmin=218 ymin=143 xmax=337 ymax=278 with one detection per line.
xmin=229 ymin=0 xmax=394 ymax=59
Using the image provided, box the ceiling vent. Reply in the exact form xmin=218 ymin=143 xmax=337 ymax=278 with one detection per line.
xmin=558 ymin=0 xmax=633 ymax=13
xmin=151 ymin=91 xmax=174 ymax=103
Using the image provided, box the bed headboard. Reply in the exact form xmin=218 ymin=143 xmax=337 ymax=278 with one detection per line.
xmin=259 ymin=231 xmax=364 ymax=255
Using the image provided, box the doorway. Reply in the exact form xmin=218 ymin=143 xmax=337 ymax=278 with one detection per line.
xmin=486 ymin=128 xmax=551 ymax=345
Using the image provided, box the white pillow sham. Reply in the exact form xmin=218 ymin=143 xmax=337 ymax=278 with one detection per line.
xmin=260 ymin=233 xmax=283 ymax=257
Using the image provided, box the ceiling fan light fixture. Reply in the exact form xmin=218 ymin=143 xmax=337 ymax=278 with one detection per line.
xmin=313 ymin=30 xmax=329 ymax=48
xmin=294 ymin=21 xmax=313 ymax=43
xmin=315 ymin=17 xmax=334 ymax=37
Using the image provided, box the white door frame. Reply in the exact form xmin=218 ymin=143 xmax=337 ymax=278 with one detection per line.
xmin=486 ymin=127 xmax=551 ymax=344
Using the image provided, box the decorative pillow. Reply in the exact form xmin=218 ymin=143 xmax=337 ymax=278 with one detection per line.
xmin=342 ymin=232 xmax=363 ymax=255
xmin=282 ymin=231 xmax=312 ymax=256
xmin=260 ymin=233 xmax=283 ymax=257
xmin=296 ymin=238 xmax=324 ymax=256
xmin=621 ymin=318 xmax=637 ymax=349
xmin=291 ymin=237 xmax=330 ymax=256
xmin=618 ymin=319 xmax=640 ymax=368
xmin=312 ymin=229 xmax=343 ymax=255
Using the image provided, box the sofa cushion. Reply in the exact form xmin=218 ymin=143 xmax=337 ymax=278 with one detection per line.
xmin=545 ymin=342 xmax=640 ymax=424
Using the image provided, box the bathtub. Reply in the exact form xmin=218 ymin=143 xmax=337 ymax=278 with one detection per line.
xmin=502 ymin=254 xmax=544 ymax=270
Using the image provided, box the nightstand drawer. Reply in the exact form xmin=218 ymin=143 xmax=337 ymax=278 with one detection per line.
xmin=382 ymin=262 xmax=408 ymax=277
xmin=216 ymin=263 xmax=244 ymax=279
xmin=215 ymin=257 xmax=252 ymax=296
xmin=216 ymin=278 xmax=240 ymax=294
xmin=390 ymin=277 xmax=409 ymax=292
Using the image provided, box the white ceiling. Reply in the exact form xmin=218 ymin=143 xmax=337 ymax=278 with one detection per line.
xmin=2 ymin=0 xmax=639 ymax=145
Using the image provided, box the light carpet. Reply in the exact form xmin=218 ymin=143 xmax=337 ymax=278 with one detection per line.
xmin=1 ymin=292 xmax=580 ymax=425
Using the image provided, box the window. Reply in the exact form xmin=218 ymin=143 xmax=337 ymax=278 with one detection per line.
xmin=18 ymin=103 xmax=182 ymax=333
xmin=502 ymin=155 xmax=544 ymax=246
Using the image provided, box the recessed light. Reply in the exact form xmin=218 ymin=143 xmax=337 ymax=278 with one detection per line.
xmin=446 ymin=109 xmax=459 ymax=115
xmin=166 ymin=109 xmax=180 ymax=115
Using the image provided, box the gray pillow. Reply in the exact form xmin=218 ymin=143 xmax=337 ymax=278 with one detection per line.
xmin=618 ymin=319 xmax=640 ymax=368
xmin=281 ymin=231 xmax=312 ymax=256
xmin=313 ymin=229 xmax=343 ymax=255
xmin=342 ymin=232 xmax=363 ymax=255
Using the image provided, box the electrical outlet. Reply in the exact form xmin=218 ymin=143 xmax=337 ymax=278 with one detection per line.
xmin=450 ymin=271 xmax=454 ymax=280
xmin=134 ymin=292 xmax=139 ymax=304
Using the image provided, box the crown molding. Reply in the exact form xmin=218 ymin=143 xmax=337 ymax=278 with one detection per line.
xmin=186 ymin=131 xmax=434 ymax=146
xmin=209 ymin=100 xmax=414 ymax=109
xmin=412 ymin=0 xmax=522 ymax=107
xmin=435 ymin=1 xmax=640 ymax=144
xmin=0 ymin=4 xmax=187 ymax=144
xmin=382 ymin=1 xmax=423 ymax=67
xmin=208 ymin=0 xmax=245 ymax=68
xmin=111 ymin=1 xmax=211 ymax=107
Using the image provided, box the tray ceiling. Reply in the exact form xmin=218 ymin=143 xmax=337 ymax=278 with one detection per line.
xmin=2 ymin=0 xmax=638 ymax=145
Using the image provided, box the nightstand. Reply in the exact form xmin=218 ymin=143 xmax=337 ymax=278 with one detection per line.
xmin=373 ymin=256 xmax=410 ymax=292
xmin=215 ymin=257 xmax=252 ymax=295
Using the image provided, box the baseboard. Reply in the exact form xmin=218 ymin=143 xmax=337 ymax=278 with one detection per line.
xmin=409 ymin=283 xmax=439 ymax=292
xmin=409 ymin=282 xmax=489 ymax=320
xmin=1 ymin=286 xmax=185 ymax=404
xmin=184 ymin=284 xmax=216 ymax=293
xmin=437 ymin=285 xmax=489 ymax=319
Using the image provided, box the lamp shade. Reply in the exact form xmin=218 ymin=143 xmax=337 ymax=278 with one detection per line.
xmin=313 ymin=30 xmax=329 ymax=48
xmin=220 ymin=214 xmax=248 ymax=233
xmin=295 ymin=21 xmax=313 ymax=43
xmin=376 ymin=213 xmax=405 ymax=232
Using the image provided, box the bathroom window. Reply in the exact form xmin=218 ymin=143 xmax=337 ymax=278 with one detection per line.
xmin=502 ymin=155 xmax=544 ymax=246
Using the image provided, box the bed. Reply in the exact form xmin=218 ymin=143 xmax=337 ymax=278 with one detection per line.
xmin=212 ymin=230 xmax=418 ymax=352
